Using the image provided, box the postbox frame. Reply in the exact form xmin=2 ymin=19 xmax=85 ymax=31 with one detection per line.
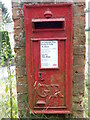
xmin=24 ymin=3 xmax=73 ymax=114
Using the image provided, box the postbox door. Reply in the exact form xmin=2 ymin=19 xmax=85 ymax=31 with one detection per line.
xmin=32 ymin=38 xmax=66 ymax=109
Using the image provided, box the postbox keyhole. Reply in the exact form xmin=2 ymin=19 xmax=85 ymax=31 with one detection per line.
xmin=38 ymin=72 xmax=45 ymax=81
xmin=39 ymin=73 xmax=42 ymax=78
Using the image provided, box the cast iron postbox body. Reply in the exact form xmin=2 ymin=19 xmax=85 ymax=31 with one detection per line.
xmin=24 ymin=4 xmax=73 ymax=114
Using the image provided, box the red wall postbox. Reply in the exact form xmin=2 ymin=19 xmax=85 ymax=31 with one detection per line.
xmin=24 ymin=4 xmax=73 ymax=114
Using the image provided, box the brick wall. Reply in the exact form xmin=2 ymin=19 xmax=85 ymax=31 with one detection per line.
xmin=73 ymin=2 xmax=85 ymax=117
xmin=12 ymin=0 xmax=85 ymax=118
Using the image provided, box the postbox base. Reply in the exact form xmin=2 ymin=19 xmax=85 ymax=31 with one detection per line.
xmin=30 ymin=110 xmax=71 ymax=114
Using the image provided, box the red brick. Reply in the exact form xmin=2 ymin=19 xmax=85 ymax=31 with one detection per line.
xmin=15 ymin=56 xmax=26 ymax=67
xmin=14 ymin=28 xmax=23 ymax=37
xmin=73 ymin=102 xmax=84 ymax=111
xmin=16 ymin=66 xmax=26 ymax=77
xmin=73 ymin=45 xmax=85 ymax=55
xmin=73 ymin=4 xmax=85 ymax=15
xmin=74 ymin=27 xmax=85 ymax=36
xmin=73 ymin=84 xmax=84 ymax=95
xmin=73 ymin=35 xmax=86 ymax=45
xmin=73 ymin=75 xmax=84 ymax=95
xmin=17 ymin=84 xmax=28 ymax=93
xmin=73 ymin=73 xmax=85 ymax=83
xmin=74 ymin=25 xmax=85 ymax=37
xmin=73 ymin=55 xmax=85 ymax=66
xmin=17 ymin=93 xmax=28 ymax=102
xmin=14 ymin=47 xmax=25 ymax=56
xmin=14 ymin=18 xmax=22 ymax=29
xmin=74 ymin=15 xmax=85 ymax=26
xmin=12 ymin=7 xmax=23 ymax=20
xmin=15 ymin=38 xmax=25 ymax=48
xmin=17 ymin=76 xmax=27 ymax=84
xmin=73 ymin=65 xmax=85 ymax=74
xmin=73 ymin=94 xmax=83 ymax=103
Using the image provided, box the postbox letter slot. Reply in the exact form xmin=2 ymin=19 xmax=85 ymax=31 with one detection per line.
xmin=33 ymin=21 xmax=64 ymax=29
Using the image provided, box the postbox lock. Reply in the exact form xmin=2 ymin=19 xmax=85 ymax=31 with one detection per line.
xmin=44 ymin=9 xmax=53 ymax=19
xmin=38 ymin=72 xmax=45 ymax=81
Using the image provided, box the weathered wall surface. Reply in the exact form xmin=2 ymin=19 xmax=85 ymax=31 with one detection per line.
xmin=0 ymin=8 xmax=2 ymax=23
xmin=12 ymin=0 xmax=85 ymax=118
